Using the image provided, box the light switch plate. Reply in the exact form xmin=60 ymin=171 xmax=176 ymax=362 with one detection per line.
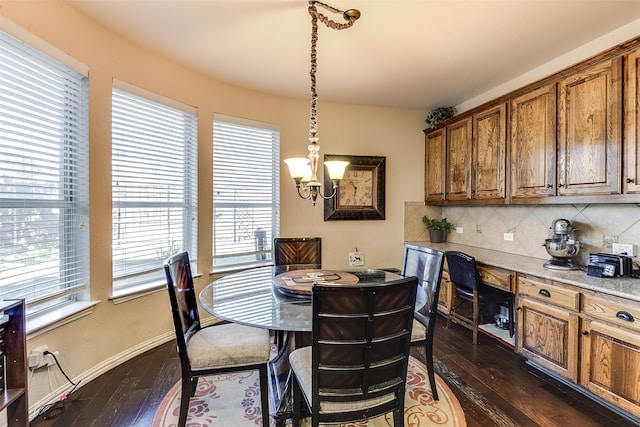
xmin=349 ymin=252 xmax=364 ymax=266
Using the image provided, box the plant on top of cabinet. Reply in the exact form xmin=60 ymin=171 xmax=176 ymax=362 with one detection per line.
xmin=425 ymin=106 xmax=456 ymax=129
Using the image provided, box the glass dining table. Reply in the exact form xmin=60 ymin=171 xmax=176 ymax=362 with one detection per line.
xmin=198 ymin=265 xmax=425 ymax=426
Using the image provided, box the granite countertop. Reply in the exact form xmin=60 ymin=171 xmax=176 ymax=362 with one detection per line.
xmin=410 ymin=241 xmax=640 ymax=303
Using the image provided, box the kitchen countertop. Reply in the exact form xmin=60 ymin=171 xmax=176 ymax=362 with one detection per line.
xmin=410 ymin=241 xmax=640 ymax=303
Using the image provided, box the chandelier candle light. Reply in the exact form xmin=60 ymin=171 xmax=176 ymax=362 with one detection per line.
xmin=284 ymin=0 xmax=361 ymax=205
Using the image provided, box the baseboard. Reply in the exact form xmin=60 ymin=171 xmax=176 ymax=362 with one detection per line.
xmin=28 ymin=331 xmax=175 ymax=421
xmin=525 ymin=360 xmax=640 ymax=425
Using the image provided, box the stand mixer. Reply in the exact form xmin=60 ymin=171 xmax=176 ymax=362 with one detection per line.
xmin=543 ymin=218 xmax=582 ymax=270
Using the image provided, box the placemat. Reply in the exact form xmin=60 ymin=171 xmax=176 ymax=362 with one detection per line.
xmin=273 ymin=269 xmax=359 ymax=297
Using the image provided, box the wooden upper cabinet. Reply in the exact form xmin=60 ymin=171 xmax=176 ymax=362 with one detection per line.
xmin=510 ymin=84 xmax=557 ymax=200
xmin=624 ymin=46 xmax=640 ymax=194
xmin=473 ymin=103 xmax=507 ymax=201
xmin=557 ymin=57 xmax=623 ymax=196
xmin=446 ymin=117 xmax=472 ymax=201
xmin=424 ymin=128 xmax=446 ymax=202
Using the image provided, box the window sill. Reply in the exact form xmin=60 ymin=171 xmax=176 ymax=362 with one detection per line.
xmin=110 ymin=271 xmax=204 ymax=304
xmin=110 ymin=281 xmax=165 ymax=304
xmin=27 ymin=300 xmax=100 ymax=338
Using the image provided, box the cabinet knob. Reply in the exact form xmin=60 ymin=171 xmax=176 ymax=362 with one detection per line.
xmin=558 ymin=183 xmax=564 ymax=188
xmin=539 ymin=289 xmax=551 ymax=298
xmin=546 ymin=184 xmax=553 ymax=188
xmin=582 ymin=330 xmax=589 ymax=336
xmin=626 ymin=178 xmax=634 ymax=184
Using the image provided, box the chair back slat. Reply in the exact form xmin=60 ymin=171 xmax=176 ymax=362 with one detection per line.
xmin=401 ymin=244 xmax=445 ymax=323
xmin=274 ymin=237 xmax=321 ymax=267
xmin=311 ymin=276 xmax=417 ymax=420
xmin=163 ymin=252 xmax=200 ymax=349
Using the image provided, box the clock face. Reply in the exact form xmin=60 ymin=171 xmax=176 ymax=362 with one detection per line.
xmin=338 ymin=169 xmax=374 ymax=207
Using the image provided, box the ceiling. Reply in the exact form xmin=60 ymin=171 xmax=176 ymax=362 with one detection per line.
xmin=66 ymin=0 xmax=640 ymax=111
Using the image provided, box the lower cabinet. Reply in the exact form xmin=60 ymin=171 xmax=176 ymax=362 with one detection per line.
xmin=581 ymin=292 xmax=640 ymax=418
xmin=517 ymin=294 xmax=580 ymax=382
xmin=437 ymin=268 xmax=451 ymax=314
xmin=516 ymin=274 xmax=640 ymax=419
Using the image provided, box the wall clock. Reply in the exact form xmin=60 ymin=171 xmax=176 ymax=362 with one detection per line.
xmin=323 ymin=155 xmax=385 ymax=221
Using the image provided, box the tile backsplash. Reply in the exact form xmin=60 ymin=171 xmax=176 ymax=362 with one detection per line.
xmin=404 ymin=202 xmax=640 ymax=266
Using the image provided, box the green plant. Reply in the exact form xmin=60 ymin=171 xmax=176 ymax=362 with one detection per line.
xmin=422 ymin=215 xmax=453 ymax=232
xmin=425 ymin=106 xmax=456 ymax=129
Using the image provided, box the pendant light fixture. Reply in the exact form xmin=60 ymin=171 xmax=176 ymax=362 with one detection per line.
xmin=284 ymin=0 xmax=361 ymax=205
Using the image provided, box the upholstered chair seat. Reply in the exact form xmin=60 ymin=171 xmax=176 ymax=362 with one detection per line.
xmin=187 ymin=323 xmax=270 ymax=370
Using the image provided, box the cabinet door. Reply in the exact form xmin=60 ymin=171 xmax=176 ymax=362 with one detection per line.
xmin=581 ymin=319 xmax=640 ymax=418
xmin=425 ymin=128 xmax=446 ymax=203
xmin=516 ymin=296 xmax=579 ymax=382
xmin=473 ymin=103 xmax=507 ymax=201
xmin=446 ymin=117 xmax=472 ymax=201
xmin=624 ymin=47 xmax=640 ymax=194
xmin=437 ymin=269 xmax=451 ymax=314
xmin=558 ymin=57 xmax=622 ymax=196
xmin=510 ymin=84 xmax=557 ymax=199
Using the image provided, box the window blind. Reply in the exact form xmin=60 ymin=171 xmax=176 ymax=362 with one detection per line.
xmin=0 ymin=30 xmax=89 ymax=316
xmin=212 ymin=115 xmax=280 ymax=269
xmin=112 ymin=88 xmax=197 ymax=294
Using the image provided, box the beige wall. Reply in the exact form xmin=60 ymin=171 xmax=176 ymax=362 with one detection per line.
xmin=0 ymin=0 xmax=425 ymax=414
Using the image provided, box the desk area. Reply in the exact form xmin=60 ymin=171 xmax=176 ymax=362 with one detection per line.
xmin=411 ymin=241 xmax=640 ymax=422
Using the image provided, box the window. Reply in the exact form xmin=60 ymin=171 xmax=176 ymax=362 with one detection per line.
xmin=112 ymin=84 xmax=197 ymax=295
xmin=212 ymin=114 xmax=280 ymax=270
xmin=0 ymin=30 xmax=89 ymax=317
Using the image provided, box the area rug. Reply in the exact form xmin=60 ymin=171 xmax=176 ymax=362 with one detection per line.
xmin=152 ymin=356 xmax=466 ymax=427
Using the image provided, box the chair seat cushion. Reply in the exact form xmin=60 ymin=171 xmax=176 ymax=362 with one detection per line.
xmin=188 ymin=323 xmax=270 ymax=370
xmin=289 ymin=346 xmax=396 ymax=414
xmin=410 ymin=318 xmax=426 ymax=342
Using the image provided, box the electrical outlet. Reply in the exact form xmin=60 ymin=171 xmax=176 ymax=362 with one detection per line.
xmin=348 ymin=252 xmax=364 ymax=266
xmin=456 ymin=227 xmax=463 ymax=234
xmin=28 ymin=344 xmax=49 ymax=369
xmin=612 ymin=243 xmax=637 ymax=257
xmin=503 ymin=233 xmax=514 ymax=241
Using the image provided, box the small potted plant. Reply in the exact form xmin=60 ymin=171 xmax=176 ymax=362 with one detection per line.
xmin=422 ymin=215 xmax=453 ymax=243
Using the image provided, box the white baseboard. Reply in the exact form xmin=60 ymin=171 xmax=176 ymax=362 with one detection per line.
xmin=28 ymin=331 xmax=175 ymax=421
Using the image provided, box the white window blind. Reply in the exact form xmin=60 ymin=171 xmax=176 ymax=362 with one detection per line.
xmin=212 ymin=115 xmax=280 ymax=269
xmin=0 ymin=30 xmax=89 ymax=316
xmin=112 ymin=88 xmax=197 ymax=294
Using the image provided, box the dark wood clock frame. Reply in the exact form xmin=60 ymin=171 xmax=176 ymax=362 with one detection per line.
xmin=323 ymin=155 xmax=386 ymax=221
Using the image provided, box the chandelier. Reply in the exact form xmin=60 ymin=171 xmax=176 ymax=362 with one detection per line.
xmin=284 ymin=0 xmax=361 ymax=205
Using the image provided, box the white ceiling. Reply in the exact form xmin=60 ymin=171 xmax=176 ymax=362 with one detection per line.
xmin=66 ymin=0 xmax=640 ymax=111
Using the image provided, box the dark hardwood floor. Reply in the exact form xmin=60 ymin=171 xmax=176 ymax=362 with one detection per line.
xmin=29 ymin=318 xmax=639 ymax=427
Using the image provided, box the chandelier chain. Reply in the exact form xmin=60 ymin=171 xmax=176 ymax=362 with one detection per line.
xmin=308 ymin=1 xmax=359 ymax=138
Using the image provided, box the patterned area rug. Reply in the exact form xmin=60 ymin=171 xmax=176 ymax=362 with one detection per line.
xmin=152 ymin=356 xmax=466 ymax=427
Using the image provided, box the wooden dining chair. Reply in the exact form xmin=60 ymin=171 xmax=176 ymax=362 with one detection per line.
xmin=273 ymin=237 xmax=321 ymax=270
xmin=289 ymin=275 xmax=418 ymax=427
xmin=401 ymin=243 xmax=445 ymax=400
xmin=445 ymin=250 xmax=514 ymax=344
xmin=163 ymin=252 xmax=272 ymax=427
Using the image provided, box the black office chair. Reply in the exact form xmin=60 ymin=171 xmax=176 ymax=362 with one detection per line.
xmin=289 ymin=276 xmax=418 ymax=427
xmin=163 ymin=252 xmax=272 ymax=427
xmin=401 ymin=243 xmax=445 ymax=400
xmin=445 ymin=250 xmax=514 ymax=344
